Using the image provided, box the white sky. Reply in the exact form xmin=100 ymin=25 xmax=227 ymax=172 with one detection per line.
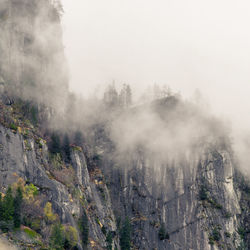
xmin=61 ymin=0 xmax=250 ymax=128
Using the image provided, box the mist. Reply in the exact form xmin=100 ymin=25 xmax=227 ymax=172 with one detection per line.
xmin=62 ymin=0 xmax=250 ymax=127
xmin=60 ymin=0 xmax=250 ymax=174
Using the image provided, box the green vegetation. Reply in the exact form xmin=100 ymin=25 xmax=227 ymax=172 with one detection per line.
xmin=208 ymin=227 xmax=221 ymax=245
xmin=18 ymin=101 xmax=39 ymax=126
xmin=24 ymin=227 xmax=38 ymax=238
xmin=79 ymin=211 xmax=89 ymax=248
xmin=49 ymin=133 xmax=61 ymax=155
xmin=50 ymin=223 xmax=65 ymax=250
xmin=237 ymin=241 xmax=247 ymax=250
xmin=237 ymin=227 xmax=246 ymax=239
xmin=30 ymin=105 xmax=38 ymax=125
xmin=64 ymin=225 xmax=78 ymax=249
xmin=199 ymin=185 xmax=208 ymax=200
xmin=50 ymin=223 xmax=79 ymax=250
xmin=158 ymin=223 xmax=169 ymax=240
xmin=208 ymin=198 xmax=223 ymax=209
xmin=24 ymin=183 xmax=39 ymax=199
xmin=0 ymin=186 xmax=23 ymax=231
xmin=101 ymin=225 xmax=107 ymax=235
xmin=106 ymin=231 xmax=113 ymax=250
xmin=62 ymin=134 xmax=71 ymax=163
xmin=199 ymin=184 xmax=223 ymax=209
xmin=9 ymin=123 xmax=18 ymax=131
xmin=13 ymin=187 xmax=23 ymax=228
xmin=44 ymin=202 xmax=57 ymax=223
xmin=74 ymin=130 xmax=83 ymax=147
xmin=120 ymin=217 xmax=131 ymax=250
xmin=224 ymin=211 xmax=232 ymax=219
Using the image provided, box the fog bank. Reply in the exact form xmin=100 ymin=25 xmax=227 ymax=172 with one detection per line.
xmin=61 ymin=0 xmax=250 ymax=174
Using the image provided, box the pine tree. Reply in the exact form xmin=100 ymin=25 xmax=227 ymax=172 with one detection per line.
xmin=158 ymin=223 xmax=169 ymax=240
xmin=49 ymin=132 xmax=61 ymax=155
xmin=0 ymin=187 xmax=14 ymax=231
xmin=125 ymin=85 xmax=132 ymax=107
xmin=14 ymin=187 xmax=23 ymax=228
xmin=120 ymin=217 xmax=131 ymax=250
xmin=106 ymin=231 xmax=113 ymax=250
xmin=158 ymin=224 xmax=166 ymax=240
xmin=74 ymin=131 xmax=83 ymax=147
xmin=50 ymin=223 xmax=65 ymax=250
xmin=2 ymin=187 xmax=14 ymax=221
xmin=0 ymin=193 xmax=3 ymax=221
xmin=80 ymin=211 xmax=89 ymax=248
xmin=103 ymin=83 xmax=119 ymax=107
xmin=62 ymin=134 xmax=71 ymax=163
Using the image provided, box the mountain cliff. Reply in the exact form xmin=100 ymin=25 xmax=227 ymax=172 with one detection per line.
xmin=0 ymin=1 xmax=249 ymax=250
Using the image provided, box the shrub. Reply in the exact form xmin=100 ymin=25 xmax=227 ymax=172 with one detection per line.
xmin=44 ymin=202 xmax=57 ymax=223
xmin=208 ymin=199 xmax=223 ymax=209
xmin=31 ymin=218 xmax=42 ymax=232
xmin=64 ymin=225 xmax=78 ymax=249
xmin=24 ymin=228 xmax=38 ymax=238
xmin=209 ymin=227 xmax=221 ymax=244
xmin=23 ymin=183 xmax=39 ymax=200
xmin=237 ymin=227 xmax=246 ymax=239
xmin=199 ymin=185 xmax=208 ymax=200
xmin=102 ymin=225 xmax=107 ymax=235
xmin=10 ymin=123 xmax=17 ymax=131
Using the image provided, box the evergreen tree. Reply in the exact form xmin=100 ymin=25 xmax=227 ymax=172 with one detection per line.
xmin=158 ymin=223 xmax=169 ymax=240
xmin=119 ymin=84 xmax=132 ymax=108
xmin=0 ymin=193 xmax=3 ymax=221
xmin=2 ymin=187 xmax=14 ymax=221
xmin=74 ymin=131 xmax=83 ymax=147
xmin=62 ymin=134 xmax=71 ymax=163
xmin=0 ymin=187 xmax=14 ymax=231
xmin=49 ymin=132 xmax=61 ymax=155
xmin=120 ymin=217 xmax=131 ymax=250
xmin=106 ymin=231 xmax=113 ymax=250
xmin=158 ymin=224 xmax=166 ymax=240
xmin=103 ymin=83 xmax=119 ymax=107
xmin=125 ymin=85 xmax=132 ymax=107
xmin=14 ymin=187 xmax=23 ymax=228
xmin=50 ymin=223 xmax=65 ymax=250
xmin=30 ymin=105 xmax=38 ymax=125
xmin=80 ymin=211 xmax=89 ymax=248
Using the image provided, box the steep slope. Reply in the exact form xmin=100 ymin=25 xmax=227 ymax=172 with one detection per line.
xmin=0 ymin=1 xmax=249 ymax=249
xmin=0 ymin=0 xmax=68 ymax=110
xmin=0 ymin=119 xmax=119 ymax=249
xmin=98 ymin=97 xmax=249 ymax=250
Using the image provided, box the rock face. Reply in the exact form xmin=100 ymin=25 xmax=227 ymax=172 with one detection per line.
xmin=0 ymin=1 xmax=249 ymax=249
xmin=0 ymin=107 xmax=249 ymax=249
xmin=101 ymin=141 xmax=247 ymax=249
xmin=0 ymin=124 xmax=119 ymax=249
xmin=0 ymin=0 xmax=68 ymax=110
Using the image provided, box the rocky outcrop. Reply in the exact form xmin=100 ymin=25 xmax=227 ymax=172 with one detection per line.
xmin=101 ymin=142 xmax=246 ymax=249
xmin=0 ymin=124 xmax=118 ymax=249
xmin=0 ymin=0 xmax=68 ymax=110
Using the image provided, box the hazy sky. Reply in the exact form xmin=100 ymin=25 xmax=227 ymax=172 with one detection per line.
xmin=61 ymin=0 xmax=250 ymax=127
